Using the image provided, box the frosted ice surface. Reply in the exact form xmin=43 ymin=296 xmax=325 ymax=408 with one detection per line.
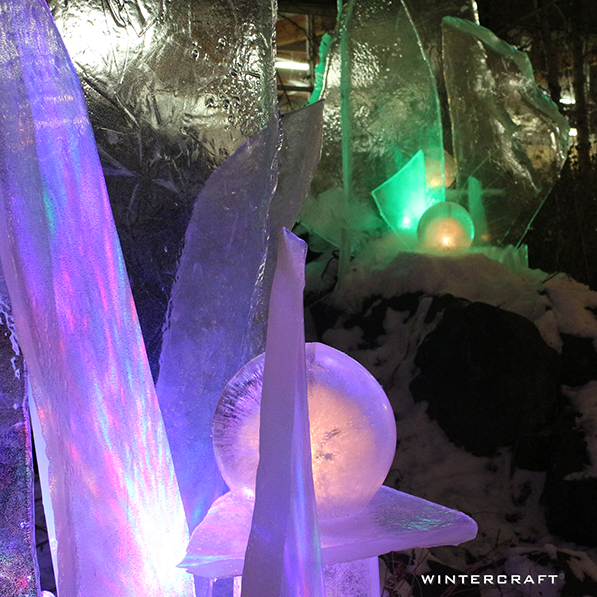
xmin=443 ymin=17 xmax=570 ymax=247
xmin=156 ymin=121 xmax=279 ymax=530
xmin=213 ymin=343 xmax=397 ymax=520
xmin=0 ymin=288 xmax=38 ymax=597
xmin=300 ymin=0 xmax=444 ymax=251
xmin=323 ymin=558 xmax=380 ymax=597
xmin=0 ymin=1 xmax=192 ymax=595
xmin=48 ymin=0 xmax=277 ymax=377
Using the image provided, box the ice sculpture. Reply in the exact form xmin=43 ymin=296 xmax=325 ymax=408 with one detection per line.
xmin=48 ymin=0 xmax=277 ymax=377
xmin=0 ymin=286 xmax=37 ymax=597
xmin=156 ymin=102 xmax=324 ymax=533
xmin=302 ymin=0 xmax=569 ymax=263
xmin=442 ymin=17 xmax=570 ymax=247
xmin=181 ymin=230 xmax=477 ymax=594
xmin=417 ymin=201 xmax=475 ymax=254
xmin=0 ymin=1 xmax=192 ymax=595
xmin=300 ymin=0 xmax=445 ymax=253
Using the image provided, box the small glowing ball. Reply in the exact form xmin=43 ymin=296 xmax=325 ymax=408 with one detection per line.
xmin=212 ymin=343 xmax=396 ymax=520
xmin=417 ymin=201 xmax=474 ymax=254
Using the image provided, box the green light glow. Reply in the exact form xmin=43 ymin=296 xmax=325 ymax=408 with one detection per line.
xmin=372 ymin=150 xmax=443 ymax=239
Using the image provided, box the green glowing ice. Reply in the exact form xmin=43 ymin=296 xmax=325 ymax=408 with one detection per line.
xmin=300 ymin=0 xmax=445 ymax=254
xmin=372 ymin=150 xmax=442 ymax=247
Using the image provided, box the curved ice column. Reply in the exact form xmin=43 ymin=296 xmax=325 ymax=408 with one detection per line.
xmin=241 ymin=229 xmax=324 ymax=597
xmin=442 ymin=17 xmax=570 ymax=247
xmin=0 ymin=284 xmax=39 ymax=597
xmin=0 ymin=2 xmax=192 ymax=596
xmin=300 ymin=0 xmax=445 ymax=252
xmin=48 ymin=0 xmax=277 ymax=377
xmin=156 ymin=121 xmax=280 ymax=530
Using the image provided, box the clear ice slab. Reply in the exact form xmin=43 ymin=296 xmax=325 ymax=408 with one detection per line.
xmin=156 ymin=121 xmax=280 ymax=531
xmin=242 ymin=101 xmax=324 ymax=358
xmin=442 ymin=17 xmax=570 ymax=247
xmin=0 ymin=1 xmax=192 ymax=595
xmin=156 ymin=101 xmax=324 ymax=535
xmin=48 ymin=0 xmax=277 ymax=378
xmin=301 ymin=0 xmax=445 ymax=252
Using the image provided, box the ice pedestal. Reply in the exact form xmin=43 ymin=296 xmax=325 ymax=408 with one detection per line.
xmin=182 ymin=486 xmax=477 ymax=578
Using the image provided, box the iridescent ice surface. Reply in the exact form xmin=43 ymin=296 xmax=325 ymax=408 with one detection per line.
xmin=0 ymin=286 xmax=37 ymax=597
xmin=442 ymin=17 xmax=570 ymax=247
xmin=213 ymin=343 xmax=397 ymax=520
xmin=300 ymin=0 xmax=445 ymax=251
xmin=48 ymin=0 xmax=277 ymax=377
xmin=0 ymin=1 xmax=192 ymax=595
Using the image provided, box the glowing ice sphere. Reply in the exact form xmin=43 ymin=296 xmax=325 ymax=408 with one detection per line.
xmin=417 ymin=201 xmax=474 ymax=254
xmin=213 ymin=342 xmax=396 ymax=520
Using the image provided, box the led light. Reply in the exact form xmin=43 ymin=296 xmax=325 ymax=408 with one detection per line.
xmin=417 ymin=201 xmax=475 ymax=255
xmin=275 ymin=59 xmax=310 ymax=71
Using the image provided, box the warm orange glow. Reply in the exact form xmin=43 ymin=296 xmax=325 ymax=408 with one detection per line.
xmin=417 ymin=202 xmax=474 ymax=255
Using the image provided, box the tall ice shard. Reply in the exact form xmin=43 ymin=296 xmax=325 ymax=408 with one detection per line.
xmin=156 ymin=121 xmax=280 ymax=532
xmin=0 ymin=2 xmax=192 ymax=595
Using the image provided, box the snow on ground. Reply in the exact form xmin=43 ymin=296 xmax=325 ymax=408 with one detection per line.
xmin=308 ymin=246 xmax=597 ymax=596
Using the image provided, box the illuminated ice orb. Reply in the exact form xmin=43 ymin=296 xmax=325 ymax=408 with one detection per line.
xmin=212 ymin=343 xmax=396 ymax=520
xmin=417 ymin=201 xmax=474 ymax=254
